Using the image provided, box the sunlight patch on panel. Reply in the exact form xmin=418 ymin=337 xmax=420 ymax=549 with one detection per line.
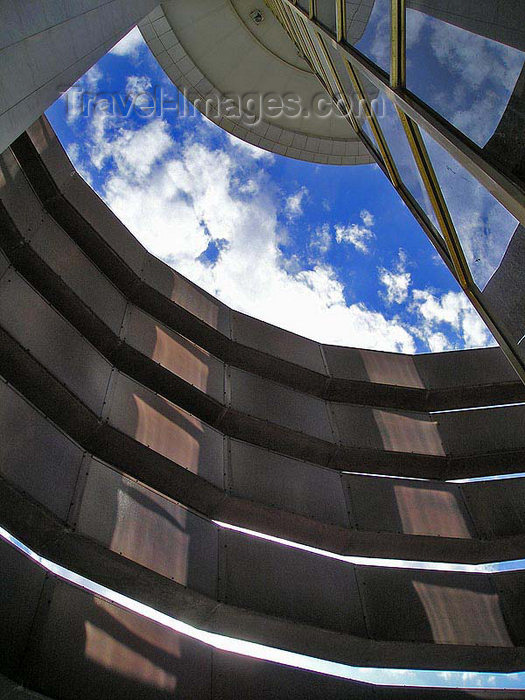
xmin=1 ymin=524 xmax=525 ymax=690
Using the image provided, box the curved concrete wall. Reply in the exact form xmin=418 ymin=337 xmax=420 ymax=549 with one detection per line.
xmin=1 ymin=118 xmax=525 ymax=698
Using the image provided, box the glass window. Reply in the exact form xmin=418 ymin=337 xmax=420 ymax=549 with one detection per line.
xmin=406 ymin=8 xmax=525 ymax=168
xmin=316 ymin=0 xmax=337 ymax=33
xmin=347 ymin=0 xmax=390 ymax=75
xmin=420 ymin=129 xmax=519 ymax=290
xmin=326 ymin=42 xmax=380 ymax=150
xmin=297 ymin=0 xmax=309 ymax=12
xmin=364 ymin=75 xmax=441 ymax=234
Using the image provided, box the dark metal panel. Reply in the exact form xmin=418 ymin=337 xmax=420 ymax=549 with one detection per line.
xmin=76 ymin=457 xmax=219 ymax=598
xmin=229 ymin=367 xmax=334 ymax=442
xmin=61 ymin=174 xmax=147 ymax=276
xmin=323 ymin=345 xmax=424 ymax=388
xmin=358 ymin=568 xmax=513 ymax=646
xmin=345 ymin=474 xmax=475 ymax=538
xmin=221 ymin=529 xmax=367 ymax=636
xmin=0 ymin=539 xmax=46 ymax=676
xmin=0 ymin=380 xmax=84 ymax=519
xmin=211 ymin=649 xmax=376 ymax=699
xmin=493 ymin=572 xmax=525 ymax=646
xmin=140 ymin=252 xmax=231 ymax=336
xmin=231 ymin=310 xmax=327 ymax=375
xmin=26 ymin=119 xmax=76 ymax=190
xmin=0 ymin=271 xmax=113 ymax=415
xmin=23 ymin=581 xmax=212 ymax=700
xmin=0 ymin=674 xmax=53 ymax=699
xmin=28 ymin=215 xmax=127 ymax=334
xmin=415 ymin=346 xmax=517 ymax=390
xmin=0 ymin=248 xmax=10 ymax=281
xmin=462 ymin=480 xmax=525 ymax=538
xmin=123 ymin=305 xmax=225 ymax=403
xmin=106 ymin=371 xmax=224 ymax=488
xmin=332 ymin=404 xmax=445 ymax=455
xmin=375 ymin=684 xmax=516 ymax=699
xmin=438 ymin=405 xmax=525 ymax=455
xmin=229 ymin=439 xmax=349 ymax=527
xmin=0 ymin=148 xmax=45 ymax=239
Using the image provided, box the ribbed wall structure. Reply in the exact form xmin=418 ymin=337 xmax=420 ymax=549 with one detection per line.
xmin=2 ymin=118 xmax=525 ymax=699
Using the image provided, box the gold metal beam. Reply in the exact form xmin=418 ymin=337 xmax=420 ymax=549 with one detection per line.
xmin=397 ymin=108 xmax=472 ymax=289
xmin=282 ymin=0 xmax=525 ymax=226
xmin=344 ymin=59 xmax=400 ymax=186
xmin=309 ymin=0 xmax=316 ymax=19
xmin=336 ymin=0 xmax=346 ymax=42
xmin=267 ymin=0 xmax=525 ymax=381
xmin=391 ymin=0 xmax=405 ymax=87
xmin=313 ymin=31 xmax=361 ymax=133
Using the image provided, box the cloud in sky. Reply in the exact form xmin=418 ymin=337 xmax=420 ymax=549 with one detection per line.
xmin=410 ymin=288 xmax=494 ymax=352
xmin=56 ymin=59 xmax=494 ymax=355
xmin=309 ymin=223 xmax=331 ymax=256
xmin=379 ymin=249 xmax=411 ymax=305
xmin=335 ymin=209 xmax=375 ymax=253
xmin=68 ymin=101 xmax=417 ymax=350
xmin=285 ymin=186 xmax=308 ymax=218
xmin=109 ymin=27 xmax=144 ymax=57
xmin=126 ymin=74 xmax=152 ymax=96
xmin=226 ymin=132 xmax=274 ymax=161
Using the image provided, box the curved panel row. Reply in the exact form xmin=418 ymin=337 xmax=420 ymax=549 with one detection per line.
xmin=2 ymin=407 xmax=525 ymax=670
xmin=8 ymin=117 xmax=524 ymax=412
xmin=1 ymin=122 xmax=525 ymax=562
xmin=2 ymin=118 xmax=525 ymax=695
xmin=1 ymin=139 xmax=525 ymax=485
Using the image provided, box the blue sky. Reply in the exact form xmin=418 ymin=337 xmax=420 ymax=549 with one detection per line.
xmin=46 ymin=26 xmax=496 ymax=354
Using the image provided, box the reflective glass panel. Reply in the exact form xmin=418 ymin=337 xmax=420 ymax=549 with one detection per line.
xmin=297 ymin=0 xmax=310 ymax=12
xmin=316 ymin=0 xmax=337 ymax=32
xmin=421 ymin=130 xmax=519 ymax=290
xmin=364 ymin=76 xmax=441 ymax=234
xmin=406 ymin=8 xmax=525 ymax=170
xmin=348 ymin=0 xmax=390 ymax=75
xmin=327 ymin=43 xmax=381 ymax=153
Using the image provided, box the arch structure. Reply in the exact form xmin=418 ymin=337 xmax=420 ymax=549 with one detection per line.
xmin=2 ymin=117 xmax=525 ymax=699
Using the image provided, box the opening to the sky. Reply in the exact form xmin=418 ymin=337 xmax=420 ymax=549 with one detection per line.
xmin=46 ymin=27 xmax=495 ymax=354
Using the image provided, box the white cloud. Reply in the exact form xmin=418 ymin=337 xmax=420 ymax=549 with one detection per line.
xmin=335 ymin=209 xmax=375 ymax=253
xmin=125 ymin=74 xmax=152 ymax=96
xmin=408 ymin=10 xmax=523 ymax=147
xmin=226 ymin=133 xmax=274 ymax=161
xmin=379 ymin=249 xmax=411 ymax=304
xmin=72 ymin=116 xmax=417 ymax=351
xmin=426 ymin=332 xmax=452 ymax=353
xmin=422 ymin=135 xmax=518 ymax=289
xmin=285 ymin=186 xmax=308 ymax=218
xmin=62 ymin=65 xmax=103 ymax=123
xmin=66 ymin=98 xmax=496 ymax=355
xmin=360 ymin=209 xmax=374 ymax=227
xmin=109 ymin=27 xmax=144 ymax=57
xmin=309 ymin=223 xmax=331 ymax=255
xmin=410 ymin=289 xmax=494 ymax=350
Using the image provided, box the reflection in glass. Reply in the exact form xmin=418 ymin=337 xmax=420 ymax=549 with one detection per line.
xmin=297 ymin=0 xmax=309 ymax=12
xmin=349 ymin=0 xmax=390 ymax=74
xmin=365 ymin=77 xmax=441 ymax=233
xmin=325 ymin=41 xmax=381 ymax=152
xmin=420 ymin=130 xmax=519 ymax=290
xmin=316 ymin=0 xmax=337 ymax=32
xmin=406 ymin=9 xmax=525 ymax=158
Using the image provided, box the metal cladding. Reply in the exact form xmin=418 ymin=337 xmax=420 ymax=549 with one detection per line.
xmin=1 ymin=118 xmax=525 ymax=698
xmin=0 ymin=1 xmax=159 ymax=155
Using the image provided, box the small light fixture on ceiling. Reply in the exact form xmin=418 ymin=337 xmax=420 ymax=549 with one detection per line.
xmin=249 ymin=9 xmax=264 ymax=25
